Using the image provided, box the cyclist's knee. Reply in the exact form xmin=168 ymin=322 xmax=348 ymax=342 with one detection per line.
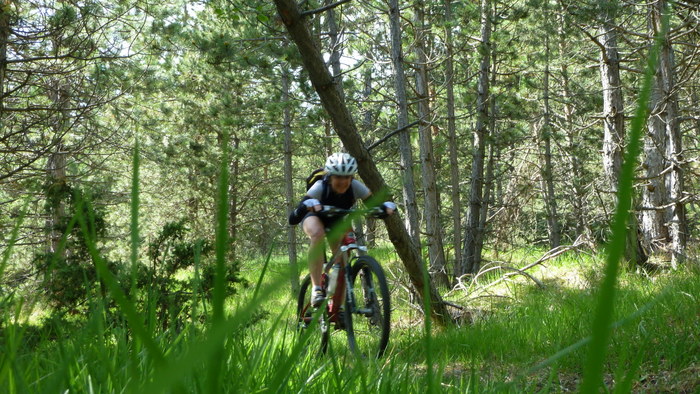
xmin=303 ymin=217 xmax=325 ymax=241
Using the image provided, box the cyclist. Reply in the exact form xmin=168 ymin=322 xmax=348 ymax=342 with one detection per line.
xmin=289 ymin=153 xmax=396 ymax=307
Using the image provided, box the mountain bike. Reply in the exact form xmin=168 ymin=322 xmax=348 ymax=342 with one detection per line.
xmin=296 ymin=206 xmax=391 ymax=358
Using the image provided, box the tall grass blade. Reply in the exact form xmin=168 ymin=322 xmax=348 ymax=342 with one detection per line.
xmin=580 ymin=7 xmax=670 ymax=392
xmin=252 ymin=243 xmax=275 ymax=301
xmin=208 ymin=128 xmax=230 ymax=391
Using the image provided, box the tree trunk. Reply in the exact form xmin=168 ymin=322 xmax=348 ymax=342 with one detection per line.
xmin=389 ymin=0 xmax=421 ymax=246
xmin=229 ymin=136 xmax=240 ymax=260
xmin=46 ymin=75 xmax=70 ymax=257
xmin=362 ymin=67 xmax=377 ymax=248
xmin=654 ymin=0 xmax=685 ymax=267
xmin=274 ymin=0 xmax=450 ymax=325
xmin=598 ymin=4 xmax=643 ymax=265
xmin=641 ymin=2 xmax=671 ymax=255
xmin=444 ymin=0 xmax=461 ymax=274
xmin=557 ymin=1 xmax=586 ymax=236
xmin=282 ymin=64 xmax=299 ymax=294
xmin=0 ymin=5 xmax=8 ymax=116
xmin=414 ymin=0 xmax=448 ymax=287
xmin=540 ymin=35 xmax=561 ymax=248
xmin=599 ymin=19 xmax=625 ymax=193
xmin=460 ymin=0 xmax=491 ymax=276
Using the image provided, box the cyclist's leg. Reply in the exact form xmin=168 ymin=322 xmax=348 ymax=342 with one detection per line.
xmin=327 ymin=229 xmax=351 ymax=306
xmin=302 ymin=215 xmax=326 ymax=289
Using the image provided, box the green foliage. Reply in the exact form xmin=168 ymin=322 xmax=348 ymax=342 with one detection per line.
xmin=142 ymin=219 xmax=243 ymax=330
xmin=32 ymin=186 xmax=110 ymax=313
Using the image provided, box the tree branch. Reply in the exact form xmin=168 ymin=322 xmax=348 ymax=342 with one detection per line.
xmin=301 ymin=0 xmax=352 ymax=17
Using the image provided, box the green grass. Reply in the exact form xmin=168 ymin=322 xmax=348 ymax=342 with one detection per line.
xmin=2 ymin=233 xmax=699 ymax=392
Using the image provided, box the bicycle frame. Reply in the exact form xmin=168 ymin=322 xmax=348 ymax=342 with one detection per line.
xmin=322 ymin=232 xmax=366 ymax=326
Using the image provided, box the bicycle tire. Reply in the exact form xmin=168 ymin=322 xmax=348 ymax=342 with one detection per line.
xmin=344 ymin=255 xmax=391 ymax=358
xmin=297 ymin=274 xmax=330 ymax=354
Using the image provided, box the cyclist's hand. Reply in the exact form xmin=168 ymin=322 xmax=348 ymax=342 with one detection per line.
xmin=303 ymin=198 xmax=322 ymax=212
xmin=380 ymin=202 xmax=397 ymax=217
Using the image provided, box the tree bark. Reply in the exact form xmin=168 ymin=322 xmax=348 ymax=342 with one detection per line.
xmin=654 ymin=0 xmax=685 ymax=266
xmin=389 ymin=0 xmax=421 ymax=246
xmin=641 ymin=2 xmax=671 ymax=255
xmin=0 ymin=4 xmax=8 ymax=117
xmin=273 ymin=0 xmax=450 ymax=325
xmin=557 ymin=1 xmax=586 ymax=236
xmin=361 ymin=66 xmax=377 ymax=248
xmin=444 ymin=0 xmax=461 ymax=274
xmin=414 ymin=0 xmax=448 ymax=287
xmin=229 ymin=136 xmax=240 ymax=260
xmin=600 ymin=19 xmax=624 ymax=194
xmin=460 ymin=0 xmax=491 ymax=275
xmin=282 ymin=64 xmax=299 ymax=294
xmin=598 ymin=3 xmax=644 ymax=265
xmin=540 ymin=34 xmax=561 ymax=248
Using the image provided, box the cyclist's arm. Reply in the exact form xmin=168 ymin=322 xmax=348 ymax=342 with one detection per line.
xmin=289 ymin=196 xmax=323 ymax=225
xmin=354 ymin=181 xmax=395 ymax=216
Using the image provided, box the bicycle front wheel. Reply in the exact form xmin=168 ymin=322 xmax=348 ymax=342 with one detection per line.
xmin=345 ymin=255 xmax=391 ymax=358
xmin=297 ymin=274 xmax=330 ymax=354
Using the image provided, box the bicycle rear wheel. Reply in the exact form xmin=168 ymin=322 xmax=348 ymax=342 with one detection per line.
xmin=297 ymin=274 xmax=330 ymax=354
xmin=345 ymin=255 xmax=391 ymax=358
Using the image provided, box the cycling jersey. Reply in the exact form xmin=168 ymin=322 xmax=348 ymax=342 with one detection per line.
xmin=289 ymin=178 xmax=371 ymax=227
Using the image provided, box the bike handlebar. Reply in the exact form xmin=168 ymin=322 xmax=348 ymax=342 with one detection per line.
xmin=318 ymin=205 xmax=386 ymax=219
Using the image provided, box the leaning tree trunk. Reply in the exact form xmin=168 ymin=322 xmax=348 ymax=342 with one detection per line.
xmin=414 ymin=0 xmax=448 ymax=287
xmin=460 ymin=0 xmax=491 ymax=276
xmin=389 ymin=0 xmax=421 ymax=246
xmin=274 ymin=0 xmax=450 ymax=325
xmin=282 ymin=64 xmax=299 ymax=294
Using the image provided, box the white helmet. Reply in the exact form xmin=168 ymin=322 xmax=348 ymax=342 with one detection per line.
xmin=324 ymin=153 xmax=358 ymax=176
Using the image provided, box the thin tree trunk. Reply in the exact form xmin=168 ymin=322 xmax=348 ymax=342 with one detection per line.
xmin=362 ymin=67 xmax=377 ymax=248
xmin=282 ymin=64 xmax=299 ymax=294
xmin=460 ymin=0 xmax=491 ymax=276
xmin=229 ymin=136 xmax=240 ymax=260
xmin=274 ymin=0 xmax=450 ymax=325
xmin=540 ymin=35 xmax=561 ymax=248
xmin=45 ymin=143 xmax=67 ymax=255
xmin=389 ymin=0 xmax=421 ymax=246
xmin=478 ymin=55 xmax=498 ymax=263
xmin=0 ymin=5 xmax=8 ymax=116
xmin=600 ymin=22 xmax=625 ymax=193
xmin=414 ymin=0 xmax=448 ymax=287
xmin=46 ymin=74 xmax=69 ymax=256
xmin=444 ymin=0 xmax=461 ymax=275
xmin=557 ymin=1 xmax=586 ymax=236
